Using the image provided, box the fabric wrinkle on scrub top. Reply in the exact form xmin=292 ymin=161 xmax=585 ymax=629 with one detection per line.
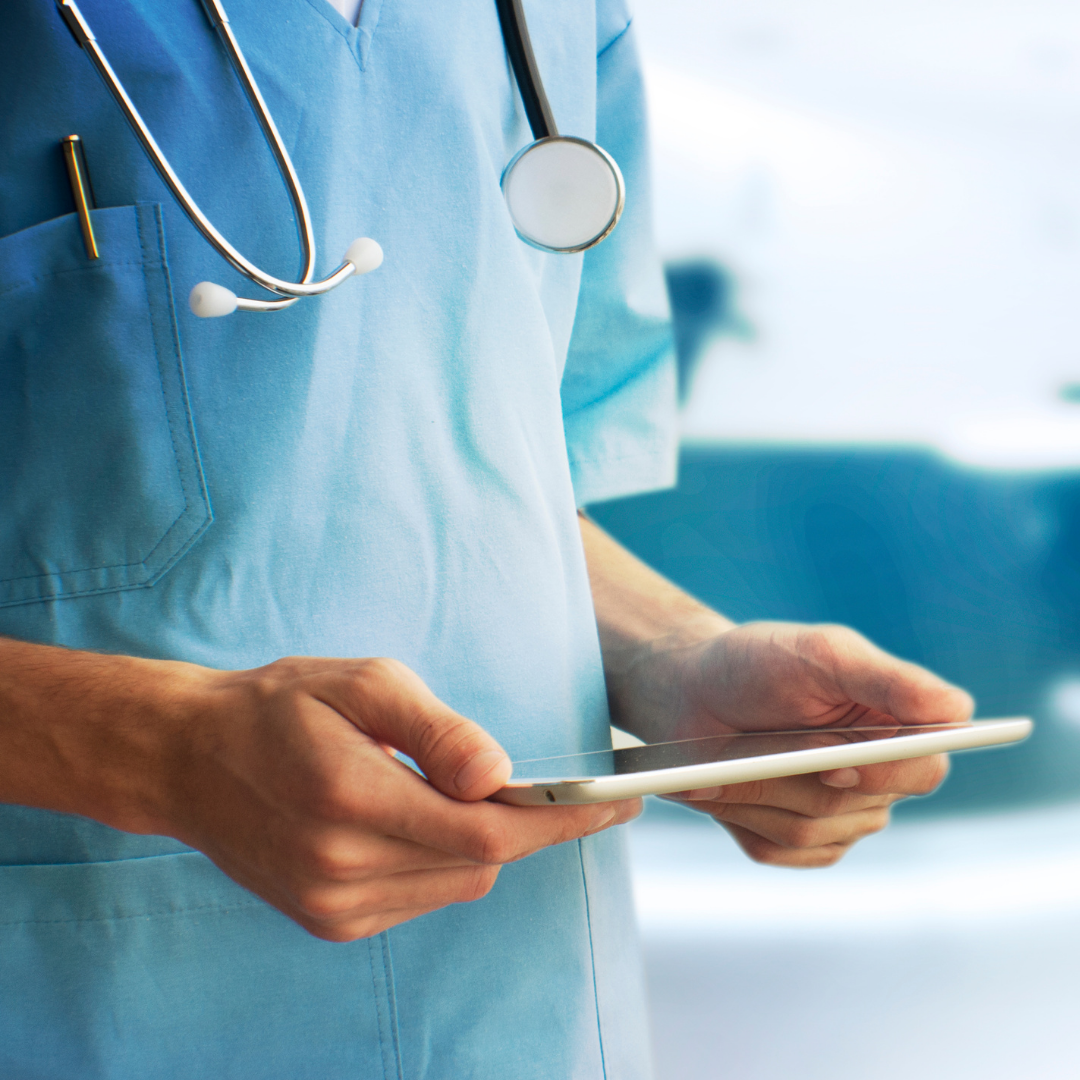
xmin=0 ymin=1 xmax=677 ymax=1077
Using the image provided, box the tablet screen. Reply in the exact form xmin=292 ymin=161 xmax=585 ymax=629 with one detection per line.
xmin=510 ymin=723 xmax=969 ymax=781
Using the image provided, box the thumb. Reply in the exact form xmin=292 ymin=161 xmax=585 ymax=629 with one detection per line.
xmin=410 ymin=710 xmax=513 ymax=802
xmin=826 ymin=628 xmax=974 ymax=726
xmin=331 ymin=658 xmax=512 ymax=801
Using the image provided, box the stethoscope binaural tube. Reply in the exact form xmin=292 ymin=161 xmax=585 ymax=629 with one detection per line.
xmin=54 ymin=0 xmax=382 ymax=317
xmin=54 ymin=0 xmax=621 ymax=319
xmin=494 ymin=0 xmax=625 ymax=253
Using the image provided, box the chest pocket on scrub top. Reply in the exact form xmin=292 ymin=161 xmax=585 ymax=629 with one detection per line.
xmin=0 ymin=203 xmax=211 ymax=608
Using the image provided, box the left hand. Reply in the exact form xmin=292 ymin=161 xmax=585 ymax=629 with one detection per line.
xmin=610 ymin=620 xmax=973 ymax=867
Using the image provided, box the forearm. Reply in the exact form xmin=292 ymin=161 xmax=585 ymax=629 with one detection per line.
xmin=0 ymin=637 xmax=203 ymax=833
xmin=578 ymin=511 xmax=732 ymax=652
xmin=578 ymin=512 xmax=732 ymax=732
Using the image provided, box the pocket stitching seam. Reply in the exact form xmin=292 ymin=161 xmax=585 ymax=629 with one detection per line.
xmin=0 ymin=259 xmax=152 ymax=299
xmin=0 ymin=218 xmax=187 ymax=583
xmin=0 ymin=896 xmax=265 ymax=929
xmin=0 ymin=206 xmax=211 ymax=598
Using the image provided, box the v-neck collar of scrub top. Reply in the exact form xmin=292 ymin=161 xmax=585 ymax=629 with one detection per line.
xmin=325 ymin=0 xmax=362 ymax=27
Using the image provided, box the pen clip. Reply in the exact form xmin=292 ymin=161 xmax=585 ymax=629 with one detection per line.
xmin=61 ymin=135 xmax=99 ymax=260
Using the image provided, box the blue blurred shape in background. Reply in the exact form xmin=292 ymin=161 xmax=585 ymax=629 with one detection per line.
xmin=614 ymin=1 xmax=1080 ymax=1075
xmin=664 ymin=260 xmax=753 ymax=401
xmin=592 ymin=447 xmax=1080 ymax=816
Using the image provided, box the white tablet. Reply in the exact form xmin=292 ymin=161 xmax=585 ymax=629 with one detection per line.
xmin=495 ymin=718 xmax=1033 ymax=805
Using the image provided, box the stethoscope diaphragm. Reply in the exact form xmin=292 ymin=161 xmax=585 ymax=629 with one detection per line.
xmin=502 ymin=136 xmax=625 ymax=254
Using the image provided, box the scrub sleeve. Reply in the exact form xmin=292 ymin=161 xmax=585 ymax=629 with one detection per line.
xmin=0 ymin=1 xmax=677 ymax=1077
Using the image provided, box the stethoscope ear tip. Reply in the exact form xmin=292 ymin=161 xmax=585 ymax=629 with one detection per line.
xmin=344 ymin=237 xmax=383 ymax=277
xmin=190 ymin=281 xmax=238 ymax=318
xmin=188 ymin=239 xmax=381 ymax=318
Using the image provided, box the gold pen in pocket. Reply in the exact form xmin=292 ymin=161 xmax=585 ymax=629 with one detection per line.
xmin=61 ymin=134 xmax=98 ymax=260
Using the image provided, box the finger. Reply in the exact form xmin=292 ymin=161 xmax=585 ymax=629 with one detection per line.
xmin=808 ymin=626 xmax=974 ymax=726
xmin=289 ymin=863 xmax=504 ymax=936
xmin=343 ymin=746 xmax=642 ymax=863
xmin=666 ymin=773 xmax=894 ymax=817
xmin=820 ymin=753 xmax=950 ymax=798
xmin=274 ymin=792 xmax=639 ymax=937
xmin=189 ymin=846 xmax=447 ymax=944
xmin=710 ymin=802 xmax=891 ymax=850
xmin=255 ymin=865 xmax=503 ymax=943
xmin=285 ymin=826 xmax=492 ymax=885
xmin=291 ymin=702 xmax=642 ymax=864
xmin=288 ymin=791 xmax=642 ymax=885
xmin=314 ymin=658 xmax=513 ymax=801
xmin=819 ymin=767 xmax=861 ymax=788
xmin=722 ymin=822 xmax=856 ymax=869
xmin=301 ymin=907 xmax=441 ymax=942
xmin=408 ymin=795 xmax=643 ymax=865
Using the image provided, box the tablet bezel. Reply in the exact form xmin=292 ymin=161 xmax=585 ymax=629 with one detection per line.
xmin=494 ymin=718 xmax=1033 ymax=806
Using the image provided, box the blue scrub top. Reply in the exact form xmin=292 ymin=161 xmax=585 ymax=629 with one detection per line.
xmin=0 ymin=1 xmax=677 ymax=1076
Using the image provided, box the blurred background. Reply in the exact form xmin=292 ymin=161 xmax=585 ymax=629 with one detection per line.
xmin=590 ymin=1 xmax=1080 ymax=1076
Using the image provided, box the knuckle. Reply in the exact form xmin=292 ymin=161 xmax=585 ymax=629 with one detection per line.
xmin=728 ymin=779 xmax=766 ymax=806
xmin=295 ymin=885 xmax=354 ymax=923
xmin=362 ymin=656 xmax=409 ymax=682
xmin=456 ymin=866 xmax=500 ymax=904
xmin=784 ymin=817 xmax=824 ymax=849
xmin=245 ymin=666 xmax=293 ymax=707
xmin=307 ymin=769 xmax=364 ymax=824
xmin=352 ymin=656 xmax=412 ymax=700
xmin=922 ymin=754 xmax=951 ymax=792
xmin=740 ymin=833 xmax=783 ymax=866
xmin=464 ymin=822 xmax=518 ymax=865
xmin=852 ymin=770 xmax=892 ymax=797
xmin=300 ymin=915 xmax=387 ymax=943
xmin=411 ymin=710 xmax=470 ymax=762
xmin=250 ymin=656 xmax=318 ymax=700
xmin=867 ymin=753 xmax=950 ymax=798
xmin=409 ymin=712 xmax=489 ymax=779
xmin=815 ymin=788 xmax=854 ymax=816
xmin=301 ymin=921 xmax=362 ymax=943
xmin=797 ymin=623 xmax=851 ymax=662
xmin=810 ymin=846 xmax=846 ymax=868
xmin=303 ymin=837 xmax=360 ymax=882
xmin=260 ymin=656 xmax=300 ymax=679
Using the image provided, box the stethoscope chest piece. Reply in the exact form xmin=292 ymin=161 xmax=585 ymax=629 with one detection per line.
xmin=501 ymin=136 xmax=625 ymax=253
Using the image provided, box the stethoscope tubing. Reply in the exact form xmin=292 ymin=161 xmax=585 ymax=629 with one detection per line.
xmin=56 ymin=0 xmax=354 ymax=308
xmin=494 ymin=0 xmax=557 ymax=141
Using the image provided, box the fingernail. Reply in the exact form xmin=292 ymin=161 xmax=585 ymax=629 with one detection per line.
xmin=821 ymin=767 xmax=860 ymax=789
xmin=667 ymin=786 xmax=722 ymax=802
xmin=454 ymin=750 xmax=509 ymax=793
xmin=685 ymin=786 xmax=723 ymax=802
xmin=585 ymin=808 xmax=619 ymax=835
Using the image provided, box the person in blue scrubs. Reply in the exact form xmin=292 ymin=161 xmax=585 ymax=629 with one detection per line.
xmin=0 ymin=1 xmax=969 ymax=1077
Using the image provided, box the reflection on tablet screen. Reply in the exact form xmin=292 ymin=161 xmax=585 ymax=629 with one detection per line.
xmin=510 ymin=723 xmax=970 ymax=781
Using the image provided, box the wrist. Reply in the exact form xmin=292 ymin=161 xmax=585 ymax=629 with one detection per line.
xmin=602 ymin=613 xmax=732 ymax=740
xmin=0 ymin=638 xmax=218 ymax=836
xmin=601 ymin=605 xmax=731 ymax=681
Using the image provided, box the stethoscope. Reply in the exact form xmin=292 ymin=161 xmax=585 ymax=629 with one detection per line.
xmin=55 ymin=0 xmax=626 ymax=319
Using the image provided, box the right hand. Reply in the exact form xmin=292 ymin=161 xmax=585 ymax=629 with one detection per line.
xmin=139 ymin=656 xmax=639 ymax=941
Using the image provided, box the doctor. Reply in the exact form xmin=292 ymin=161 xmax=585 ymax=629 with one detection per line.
xmin=0 ymin=0 xmax=967 ymax=1077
